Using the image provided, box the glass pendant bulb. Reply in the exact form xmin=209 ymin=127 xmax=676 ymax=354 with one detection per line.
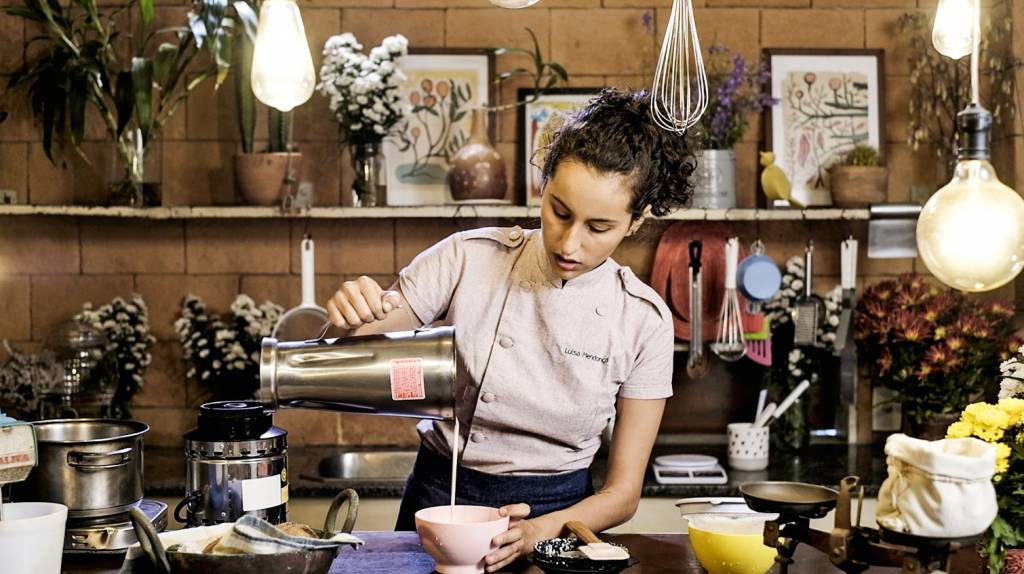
xmin=487 ymin=0 xmax=541 ymax=8
xmin=931 ymin=0 xmax=976 ymax=59
xmin=251 ymin=0 xmax=315 ymax=112
xmin=917 ymin=105 xmax=1024 ymax=292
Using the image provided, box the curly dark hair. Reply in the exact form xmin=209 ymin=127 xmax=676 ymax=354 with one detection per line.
xmin=540 ymin=88 xmax=697 ymax=219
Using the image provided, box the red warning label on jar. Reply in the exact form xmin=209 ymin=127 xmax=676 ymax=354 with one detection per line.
xmin=390 ymin=357 xmax=426 ymax=401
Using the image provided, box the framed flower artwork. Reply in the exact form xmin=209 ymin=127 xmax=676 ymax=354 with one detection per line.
xmin=384 ymin=48 xmax=495 ymax=206
xmin=763 ymin=49 xmax=886 ymax=207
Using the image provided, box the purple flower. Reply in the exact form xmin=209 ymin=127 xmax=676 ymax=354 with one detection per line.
xmin=698 ymin=45 xmax=778 ymax=149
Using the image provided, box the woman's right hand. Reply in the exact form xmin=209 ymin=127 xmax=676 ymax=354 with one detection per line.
xmin=326 ymin=276 xmax=404 ymax=330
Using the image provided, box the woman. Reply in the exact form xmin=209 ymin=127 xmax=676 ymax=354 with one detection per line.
xmin=326 ymin=89 xmax=696 ymax=572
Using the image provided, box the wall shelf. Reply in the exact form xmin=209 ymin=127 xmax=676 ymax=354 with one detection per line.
xmin=0 ymin=205 xmax=872 ymax=221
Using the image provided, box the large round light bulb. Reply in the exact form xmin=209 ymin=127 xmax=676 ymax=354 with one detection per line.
xmin=251 ymin=0 xmax=315 ymax=112
xmin=917 ymin=160 xmax=1024 ymax=292
xmin=931 ymin=0 xmax=975 ymax=59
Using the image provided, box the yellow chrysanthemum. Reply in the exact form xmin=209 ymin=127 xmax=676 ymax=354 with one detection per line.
xmin=946 ymin=420 xmax=974 ymax=439
xmin=995 ymin=442 xmax=1012 ymax=474
xmin=998 ymin=398 xmax=1024 ymax=423
xmin=965 ymin=403 xmax=1013 ymax=432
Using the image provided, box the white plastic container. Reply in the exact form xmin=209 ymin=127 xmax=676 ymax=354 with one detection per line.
xmin=0 ymin=502 xmax=68 ymax=574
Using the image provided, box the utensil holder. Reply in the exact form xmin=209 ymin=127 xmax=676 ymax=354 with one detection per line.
xmin=727 ymin=423 xmax=769 ymax=471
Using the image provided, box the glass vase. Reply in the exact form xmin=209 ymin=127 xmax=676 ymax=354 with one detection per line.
xmin=350 ymin=141 xmax=386 ymax=207
xmin=108 ymin=128 xmax=161 ymax=207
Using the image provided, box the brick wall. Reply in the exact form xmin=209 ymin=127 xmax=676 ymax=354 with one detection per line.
xmin=0 ymin=0 xmax=1021 ymax=445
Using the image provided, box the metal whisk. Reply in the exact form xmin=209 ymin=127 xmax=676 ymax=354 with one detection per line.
xmin=650 ymin=0 xmax=708 ymax=133
xmin=711 ymin=237 xmax=746 ymax=362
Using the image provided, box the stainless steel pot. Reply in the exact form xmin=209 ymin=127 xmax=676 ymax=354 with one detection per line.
xmin=21 ymin=419 xmax=148 ymax=519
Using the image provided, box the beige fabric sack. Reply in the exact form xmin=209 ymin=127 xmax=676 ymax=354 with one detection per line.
xmin=876 ymin=433 xmax=998 ymax=538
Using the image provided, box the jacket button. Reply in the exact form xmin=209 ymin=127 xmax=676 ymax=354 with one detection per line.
xmin=519 ymin=280 xmax=532 ymax=290
xmin=481 ymin=392 xmax=496 ymax=403
xmin=471 ymin=433 xmax=486 ymax=443
xmin=499 ymin=337 xmax=514 ymax=349
xmin=508 ymin=230 xmax=522 ymax=241
xmin=595 ymin=305 xmax=607 ymax=316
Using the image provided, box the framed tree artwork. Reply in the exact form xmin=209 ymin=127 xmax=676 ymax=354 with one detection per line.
xmin=384 ymin=48 xmax=495 ymax=206
xmin=763 ymin=49 xmax=886 ymax=207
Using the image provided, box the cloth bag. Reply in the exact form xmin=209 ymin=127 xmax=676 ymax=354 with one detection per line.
xmin=876 ymin=433 xmax=998 ymax=538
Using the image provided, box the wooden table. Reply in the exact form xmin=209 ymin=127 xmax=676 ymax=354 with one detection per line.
xmin=62 ymin=531 xmax=984 ymax=573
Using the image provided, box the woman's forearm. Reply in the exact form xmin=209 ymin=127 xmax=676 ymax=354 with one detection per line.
xmin=531 ymin=485 xmax=641 ymax=539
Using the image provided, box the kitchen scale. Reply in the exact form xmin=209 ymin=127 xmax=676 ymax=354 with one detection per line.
xmin=652 ymin=454 xmax=728 ymax=485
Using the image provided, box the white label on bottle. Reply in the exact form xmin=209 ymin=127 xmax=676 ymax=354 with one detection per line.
xmin=241 ymin=475 xmax=282 ymax=511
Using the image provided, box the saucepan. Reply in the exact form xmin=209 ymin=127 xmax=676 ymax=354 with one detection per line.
xmin=127 ymin=489 xmax=360 ymax=574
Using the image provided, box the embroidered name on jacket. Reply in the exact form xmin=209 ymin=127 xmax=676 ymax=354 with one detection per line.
xmin=562 ymin=346 xmax=609 ymax=364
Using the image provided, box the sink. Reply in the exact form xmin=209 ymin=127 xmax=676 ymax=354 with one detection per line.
xmin=315 ymin=450 xmax=418 ymax=480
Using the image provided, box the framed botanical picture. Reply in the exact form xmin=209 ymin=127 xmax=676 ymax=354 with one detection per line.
xmin=763 ymin=49 xmax=886 ymax=206
xmin=384 ymin=48 xmax=495 ymax=206
xmin=517 ymin=88 xmax=600 ymax=206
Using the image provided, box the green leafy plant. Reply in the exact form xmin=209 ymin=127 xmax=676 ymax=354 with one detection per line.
xmin=484 ymin=28 xmax=568 ymax=113
xmin=899 ymin=6 xmax=1021 ymax=176
xmin=6 ymin=0 xmax=256 ymax=204
xmin=843 ymin=144 xmax=880 ymax=167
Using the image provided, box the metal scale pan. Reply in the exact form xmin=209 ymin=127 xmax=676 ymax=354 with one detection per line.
xmin=739 ymin=481 xmax=839 ymax=519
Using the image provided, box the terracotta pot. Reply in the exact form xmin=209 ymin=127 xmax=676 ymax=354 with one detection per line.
xmin=829 ymin=165 xmax=888 ymax=207
xmin=447 ymin=109 xmax=507 ymax=202
xmin=1004 ymin=548 xmax=1024 ymax=574
xmin=234 ymin=152 xmax=301 ymax=206
xmin=901 ymin=411 xmax=960 ymax=441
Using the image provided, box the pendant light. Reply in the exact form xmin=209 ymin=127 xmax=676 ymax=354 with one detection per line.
xmin=931 ymin=0 xmax=976 ymax=59
xmin=251 ymin=0 xmax=316 ymax=112
xmin=487 ymin=0 xmax=541 ymax=7
xmin=916 ymin=0 xmax=1024 ymax=292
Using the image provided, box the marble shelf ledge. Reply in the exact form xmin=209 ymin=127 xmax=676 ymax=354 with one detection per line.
xmin=0 ymin=205 xmax=872 ymax=220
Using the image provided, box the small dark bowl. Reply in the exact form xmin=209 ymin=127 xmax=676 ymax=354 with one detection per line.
xmin=530 ymin=537 xmax=634 ymax=574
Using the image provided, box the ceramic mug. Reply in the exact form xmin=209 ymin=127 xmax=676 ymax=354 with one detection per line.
xmin=736 ymin=240 xmax=781 ymax=303
xmin=727 ymin=422 xmax=769 ymax=471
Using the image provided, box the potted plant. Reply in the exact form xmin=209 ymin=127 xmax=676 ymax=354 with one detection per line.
xmin=5 ymin=0 xmax=255 ymax=206
xmin=692 ymin=45 xmax=776 ymax=209
xmin=316 ymin=33 xmax=408 ymax=207
xmin=946 ymin=384 xmax=1024 ymax=572
xmin=855 ymin=274 xmax=1018 ymax=438
xmin=828 ymin=144 xmax=888 ymax=207
xmin=232 ymin=3 xmax=299 ymax=207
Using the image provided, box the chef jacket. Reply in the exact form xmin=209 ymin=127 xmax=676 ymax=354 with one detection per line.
xmin=399 ymin=226 xmax=674 ymax=475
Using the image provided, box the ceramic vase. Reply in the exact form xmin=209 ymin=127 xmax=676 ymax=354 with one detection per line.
xmin=447 ymin=108 xmax=507 ymax=202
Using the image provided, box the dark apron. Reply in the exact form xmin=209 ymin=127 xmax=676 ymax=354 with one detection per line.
xmin=394 ymin=444 xmax=594 ymax=531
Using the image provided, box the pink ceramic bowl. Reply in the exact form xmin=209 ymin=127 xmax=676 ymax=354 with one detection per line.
xmin=415 ymin=505 xmax=510 ymax=574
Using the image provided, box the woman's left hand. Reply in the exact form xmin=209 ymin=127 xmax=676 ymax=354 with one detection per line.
xmin=485 ymin=503 xmax=536 ymax=572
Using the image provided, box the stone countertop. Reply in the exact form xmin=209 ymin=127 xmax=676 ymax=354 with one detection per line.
xmin=144 ymin=443 xmax=886 ymax=500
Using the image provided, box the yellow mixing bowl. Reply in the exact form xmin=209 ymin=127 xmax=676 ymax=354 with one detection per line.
xmin=687 ymin=514 xmax=777 ymax=574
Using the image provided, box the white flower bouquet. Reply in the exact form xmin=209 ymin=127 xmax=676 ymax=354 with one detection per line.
xmin=75 ymin=294 xmax=156 ymax=418
xmin=762 ymin=255 xmax=844 ymax=449
xmin=317 ymin=33 xmax=408 ymax=144
xmin=174 ymin=294 xmax=283 ymax=400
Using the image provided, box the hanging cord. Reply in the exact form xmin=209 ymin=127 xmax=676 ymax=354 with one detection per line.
xmin=970 ymin=0 xmax=981 ymax=104
xmin=280 ymin=112 xmax=299 ymax=213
